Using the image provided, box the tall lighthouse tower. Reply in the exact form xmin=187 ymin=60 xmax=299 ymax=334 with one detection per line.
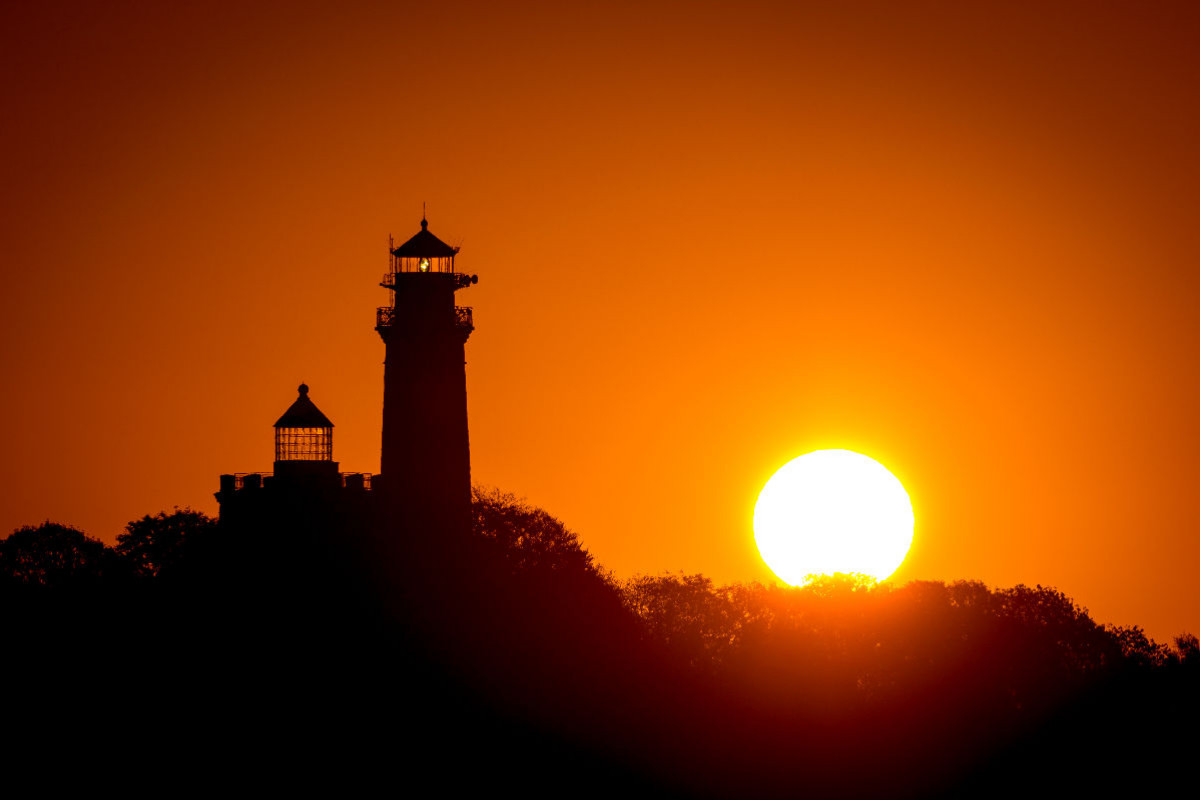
xmin=376 ymin=217 xmax=479 ymax=538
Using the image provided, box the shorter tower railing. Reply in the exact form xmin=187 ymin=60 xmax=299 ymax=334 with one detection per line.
xmin=231 ymin=472 xmax=272 ymax=489
xmin=341 ymin=472 xmax=373 ymax=490
xmin=222 ymin=472 xmax=375 ymax=491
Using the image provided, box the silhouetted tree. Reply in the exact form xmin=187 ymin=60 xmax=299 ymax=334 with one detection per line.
xmin=623 ymin=573 xmax=741 ymax=670
xmin=618 ymin=572 xmax=1192 ymax=725
xmin=6 ymin=493 xmax=1199 ymax=797
xmin=115 ymin=508 xmax=216 ymax=578
xmin=0 ymin=522 xmax=110 ymax=586
xmin=1175 ymin=633 xmax=1200 ymax=667
xmin=470 ymin=486 xmax=600 ymax=579
xmin=1109 ymin=623 xmax=1173 ymax=669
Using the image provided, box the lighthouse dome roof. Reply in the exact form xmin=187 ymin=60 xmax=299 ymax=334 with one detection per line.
xmin=391 ymin=217 xmax=460 ymax=259
xmin=273 ymin=384 xmax=334 ymax=428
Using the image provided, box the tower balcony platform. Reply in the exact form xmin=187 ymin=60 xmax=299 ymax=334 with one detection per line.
xmin=376 ymin=305 xmax=474 ymax=332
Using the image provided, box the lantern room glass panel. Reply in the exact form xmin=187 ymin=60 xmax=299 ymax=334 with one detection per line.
xmin=275 ymin=426 xmax=333 ymax=461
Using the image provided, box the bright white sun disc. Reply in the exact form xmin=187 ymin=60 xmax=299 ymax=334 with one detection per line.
xmin=753 ymin=449 xmax=914 ymax=584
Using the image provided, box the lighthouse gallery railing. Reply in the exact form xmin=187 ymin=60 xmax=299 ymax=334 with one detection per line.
xmin=376 ymin=306 xmax=473 ymax=331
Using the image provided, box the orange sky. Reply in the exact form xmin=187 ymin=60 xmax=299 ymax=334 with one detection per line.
xmin=3 ymin=0 xmax=1199 ymax=641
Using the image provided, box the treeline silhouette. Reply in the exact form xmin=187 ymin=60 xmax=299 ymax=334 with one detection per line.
xmin=3 ymin=492 xmax=1197 ymax=796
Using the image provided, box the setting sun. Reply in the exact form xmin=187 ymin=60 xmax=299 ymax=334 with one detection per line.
xmin=754 ymin=450 xmax=915 ymax=584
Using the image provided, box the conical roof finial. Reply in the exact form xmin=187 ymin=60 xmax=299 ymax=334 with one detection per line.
xmin=275 ymin=383 xmax=333 ymax=428
xmin=421 ymin=201 xmax=427 ymax=229
xmin=390 ymin=212 xmax=459 ymax=258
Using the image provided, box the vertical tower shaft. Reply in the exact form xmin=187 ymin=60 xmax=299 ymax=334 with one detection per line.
xmin=376 ymin=219 xmax=477 ymax=538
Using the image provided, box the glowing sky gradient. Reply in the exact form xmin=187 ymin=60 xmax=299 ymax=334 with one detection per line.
xmin=3 ymin=1 xmax=1200 ymax=640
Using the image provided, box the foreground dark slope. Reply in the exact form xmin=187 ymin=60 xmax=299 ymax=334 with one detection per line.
xmin=3 ymin=495 xmax=1197 ymax=796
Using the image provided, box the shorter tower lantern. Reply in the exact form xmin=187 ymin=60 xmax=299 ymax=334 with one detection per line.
xmin=273 ymin=383 xmax=338 ymax=478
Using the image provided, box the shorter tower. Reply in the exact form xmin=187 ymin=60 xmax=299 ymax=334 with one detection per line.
xmin=216 ymin=384 xmax=374 ymax=527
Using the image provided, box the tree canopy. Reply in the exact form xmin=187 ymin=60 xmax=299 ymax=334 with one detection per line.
xmin=0 ymin=522 xmax=110 ymax=586
xmin=470 ymin=486 xmax=600 ymax=579
xmin=4 ymin=492 xmax=1198 ymax=796
xmin=115 ymin=508 xmax=216 ymax=578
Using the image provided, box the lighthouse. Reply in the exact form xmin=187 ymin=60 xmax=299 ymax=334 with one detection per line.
xmin=216 ymin=216 xmax=475 ymax=543
xmin=376 ymin=217 xmax=478 ymax=538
